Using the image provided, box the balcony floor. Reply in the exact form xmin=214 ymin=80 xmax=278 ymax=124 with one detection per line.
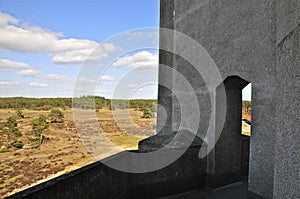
xmin=159 ymin=182 xmax=264 ymax=199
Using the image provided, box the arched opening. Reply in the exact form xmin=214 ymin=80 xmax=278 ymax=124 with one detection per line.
xmin=242 ymin=84 xmax=252 ymax=136
xmin=241 ymin=84 xmax=252 ymax=180
xmin=208 ymin=75 xmax=250 ymax=188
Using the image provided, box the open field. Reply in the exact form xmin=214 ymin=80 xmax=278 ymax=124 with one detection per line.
xmin=0 ymin=108 xmax=156 ymax=198
xmin=0 ymin=104 xmax=250 ymax=198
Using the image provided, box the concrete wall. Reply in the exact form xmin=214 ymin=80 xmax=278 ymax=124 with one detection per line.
xmin=157 ymin=0 xmax=299 ymax=198
xmin=6 ymin=160 xmax=129 ymax=199
xmin=274 ymin=1 xmax=300 ymax=198
xmin=159 ymin=0 xmax=277 ymax=197
xmin=7 ymin=146 xmax=207 ymax=199
xmin=156 ymin=0 xmax=175 ymax=135
xmin=274 ymin=21 xmax=300 ymax=199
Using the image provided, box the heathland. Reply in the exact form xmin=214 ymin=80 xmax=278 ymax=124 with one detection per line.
xmin=0 ymin=97 xmax=250 ymax=198
xmin=0 ymin=97 xmax=156 ymax=198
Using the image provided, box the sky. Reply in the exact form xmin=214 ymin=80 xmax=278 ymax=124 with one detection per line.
xmin=0 ymin=0 xmax=251 ymax=100
xmin=0 ymin=0 xmax=160 ymax=99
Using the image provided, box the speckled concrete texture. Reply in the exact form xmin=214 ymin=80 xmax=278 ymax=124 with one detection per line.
xmin=274 ymin=22 xmax=300 ymax=199
xmin=156 ymin=0 xmax=299 ymax=198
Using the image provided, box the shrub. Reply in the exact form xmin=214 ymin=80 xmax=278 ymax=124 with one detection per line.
xmin=48 ymin=108 xmax=64 ymax=123
xmin=4 ymin=116 xmax=22 ymax=138
xmin=12 ymin=141 xmax=24 ymax=149
xmin=16 ymin=109 xmax=25 ymax=118
xmin=0 ymin=149 xmax=10 ymax=153
xmin=32 ymin=115 xmax=49 ymax=136
xmin=28 ymin=137 xmax=41 ymax=147
xmin=5 ymin=116 xmax=17 ymax=129
xmin=141 ymin=108 xmax=155 ymax=118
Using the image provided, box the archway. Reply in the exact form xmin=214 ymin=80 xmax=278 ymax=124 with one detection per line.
xmin=207 ymin=75 xmax=250 ymax=188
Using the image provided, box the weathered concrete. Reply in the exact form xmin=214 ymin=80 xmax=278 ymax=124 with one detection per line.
xmin=7 ymin=144 xmax=207 ymax=199
xmin=158 ymin=0 xmax=277 ymax=197
xmin=276 ymin=0 xmax=300 ymax=44
xmin=274 ymin=23 xmax=300 ymax=198
xmin=155 ymin=0 xmax=299 ymax=198
xmin=6 ymin=160 xmax=130 ymax=199
xmin=156 ymin=0 xmax=175 ymax=135
xmin=7 ymin=136 xmax=252 ymax=199
xmin=207 ymin=76 xmax=249 ymax=187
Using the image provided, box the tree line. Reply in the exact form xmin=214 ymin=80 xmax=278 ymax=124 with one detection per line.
xmin=0 ymin=97 xmax=157 ymax=111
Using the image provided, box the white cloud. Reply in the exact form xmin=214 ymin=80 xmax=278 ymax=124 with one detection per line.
xmin=30 ymin=82 xmax=48 ymax=87
xmin=0 ymin=80 xmax=19 ymax=87
xmin=51 ymin=39 xmax=119 ymax=64
xmin=77 ymin=77 xmax=97 ymax=84
xmin=0 ymin=59 xmax=32 ymax=69
xmin=102 ymin=43 xmax=120 ymax=52
xmin=77 ymin=75 xmax=114 ymax=85
xmin=112 ymin=51 xmax=158 ymax=71
xmin=100 ymin=75 xmax=114 ymax=81
xmin=45 ymin=74 xmax=73 ymax=82
xmin=17 ymin=69 xmax=41 ymax=77
xmin=0 ymin=13 xmax=18 ymax=26
xmin=0 ymin=13 xmax=60 ymax=52
xmin=0 ymin=13 xmax=119 ymax=64
xmin=122 ymin=31 xmax=159 ymax=40
xmin=128 ymin=84 xmax=138 ymax=89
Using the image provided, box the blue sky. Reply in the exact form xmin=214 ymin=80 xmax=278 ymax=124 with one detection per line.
xmin=0 ymin=0 xmax=251 ymax=100
xmin=0 ymin=0 xmax=160 ymax=98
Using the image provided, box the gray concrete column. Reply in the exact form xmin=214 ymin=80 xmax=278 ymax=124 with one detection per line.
xmin=207 ymin=76 xmax=249 ymax=188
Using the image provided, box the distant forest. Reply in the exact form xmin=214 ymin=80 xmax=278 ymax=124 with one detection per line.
xmin=0 ymin=97 xmax=157 ymax=110
xmin=0 ymin=97 xmax=251 ymax=111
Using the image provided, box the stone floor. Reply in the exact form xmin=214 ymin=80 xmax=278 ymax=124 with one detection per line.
xmin=159 ymin=182 xmax=264 ymax=199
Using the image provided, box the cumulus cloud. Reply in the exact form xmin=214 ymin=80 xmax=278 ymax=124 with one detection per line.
xmin=30 ymin=82 xmax=48 ymax=87
xmin=0 ymin=13 xmax=18 ymax=26
xmin=0 ymin=80 xmax=19 ymax=87
xmin=77 ymin=75 xmax=114 ymax=84
xmin=77 ymin=77 xmax=97 ymax=84
xmin=0 ymin=59 xmax=32 ymax=69
xmin=45 ymin=74 xmax=73 ymax=82
xmin=17 ymin=69 xmax=41 ymax=77
xmin=0 ymin=13 xmax=60 ymax=52
xmin=100 ymin=75 xmax=114 ymax=81
xmin=0 ymin=13 xmax=119 ymax=64
xmin=51 ymin=39 xmax=119 ymax=64
xmin=112 ymin=51 xmax=158 ymax=71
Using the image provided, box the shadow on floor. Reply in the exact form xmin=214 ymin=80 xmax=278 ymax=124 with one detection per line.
xmin=159 ymin=182 xmax=264 ymax=199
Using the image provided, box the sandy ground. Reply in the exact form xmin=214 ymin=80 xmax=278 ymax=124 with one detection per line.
xmin=242 ymin=121 xmax=251 ymax=136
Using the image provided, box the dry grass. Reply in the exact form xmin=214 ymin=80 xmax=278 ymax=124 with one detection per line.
xmin=0 ymin=108 xmax=156 ymax=198
xmin=0 ymin=108 xmax=250 ymax=198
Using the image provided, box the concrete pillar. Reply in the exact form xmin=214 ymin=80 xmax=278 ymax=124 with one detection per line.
xmin=156 ymin=0 xmax=175 ymax=135
xmin=207 ymin=76 xmax=249 ymax=188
